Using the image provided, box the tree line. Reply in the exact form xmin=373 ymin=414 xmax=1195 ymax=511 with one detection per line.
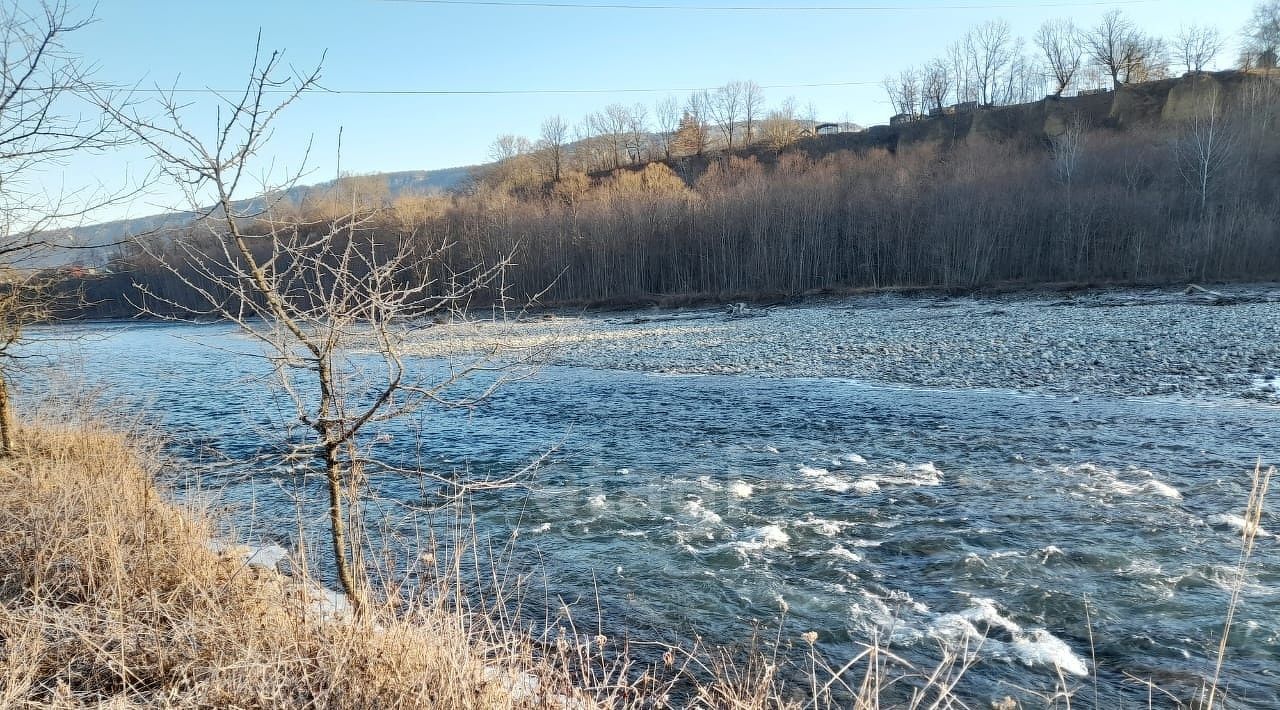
xmin=75 ymin=68 xmax=1280 ymax=317
xmin=478 ymin=79 xmax=840 ymax=197
xmin=883 ymin=4 xmax=1280 ymax=117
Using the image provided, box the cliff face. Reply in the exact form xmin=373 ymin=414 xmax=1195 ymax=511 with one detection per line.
xmin=803 ymin=70 xmax=1278 ymax=155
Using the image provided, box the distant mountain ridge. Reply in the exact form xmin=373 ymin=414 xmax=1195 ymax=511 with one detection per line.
xmin=41 ymin=165 xmax=476 ymax=266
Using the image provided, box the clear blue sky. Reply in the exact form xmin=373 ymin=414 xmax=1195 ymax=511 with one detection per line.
xmin=41 ymin=0 xmax=1255 ymax=220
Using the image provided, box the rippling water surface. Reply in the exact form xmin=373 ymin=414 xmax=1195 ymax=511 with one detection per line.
xmin=23 ymin=321 xmax=1280 ymax=707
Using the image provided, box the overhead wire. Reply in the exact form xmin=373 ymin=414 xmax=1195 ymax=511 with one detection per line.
xmin=104 ymin=79 xmax=881 ymax=97
xmin=374 ymin=0 xmax=1154 ymax=11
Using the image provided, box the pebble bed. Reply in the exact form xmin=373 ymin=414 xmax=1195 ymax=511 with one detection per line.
xmin=407 ymin=284 xmax=1280 ymax=401
xmin=536 ymin=284 xmax=1280 ymax=401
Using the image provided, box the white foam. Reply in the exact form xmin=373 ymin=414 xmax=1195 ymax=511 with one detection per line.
xmin=843 ymin=453 xmax=868 ymax=464
xmin=929 ymin=599 xmax=1089 ymax=677
xmin=728 ymin=481 xmax=755 ymax=499
xmin=1210 ymin=513 xmax=1271 ymax=538
xmin=799 ymin=465 xmax=855 ymax=493
xmin=929 ymin=614 xmax=981 ymax=644
xmin=1038 ymin=545 xmax=1065 ymax=563
xmin=870 ymin=462 xmax=943 ymax=487
xmin=958 ymin=597 xmax=1021 ymax=634
xmin=796 ymin=517 xmax=852 ymax=536
xmin=853 ymin=478 xmax=881 ymax=494
xmin=1141 ymin=479 xmax=1183 ymax=500
xmin=1011 ymin=629 xmax=1090 ymax=677
xmin=1055 ymin=463 xmax=1182 ymax=501
xmin=587 ymin=493 xmax=607 ymax=509
xmin=814 ymin=521 xmax=842 ymax=536
xmin=815 ymin=475 xmax=853 ymax=493
xmin=914 ymin=462 xmax=942 ymax=476
xmin=532 ymin=523 xmax=552 ymax=533
xmin=826 ymin=545 xmax=863 ymax=562
xmin=682 ymin=499 xmax=723 ymax=525
xmin=755 ymin=524 xmax=790 ymax=548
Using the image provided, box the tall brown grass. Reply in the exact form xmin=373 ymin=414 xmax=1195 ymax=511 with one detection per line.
xmin=0 ymin=420 xmax=612 ymax=708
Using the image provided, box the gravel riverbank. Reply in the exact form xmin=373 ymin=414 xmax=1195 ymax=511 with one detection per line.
xmin=413 ymin=284 xmax=1280 ymax=402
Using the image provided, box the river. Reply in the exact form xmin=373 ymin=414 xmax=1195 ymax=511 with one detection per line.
xmin=20 ymin=302 xmax=1280 ymax=708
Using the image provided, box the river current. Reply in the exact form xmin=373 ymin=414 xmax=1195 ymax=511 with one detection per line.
xmin=22 ymin=320 xmax=1280 ymax=708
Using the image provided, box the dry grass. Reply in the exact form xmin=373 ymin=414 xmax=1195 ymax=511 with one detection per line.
xmin=0 ymin=421 xmax=615 ymax=708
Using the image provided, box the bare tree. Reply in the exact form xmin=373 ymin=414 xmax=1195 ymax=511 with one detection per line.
xmin=1050 ymin=114 xmax=1088 ymax=195
xmin=1173 ymin=85 xmax=1237 ymax=214
xmin=653 ymin=95 xmax=680 ymax=160
xmin=882 ymin=75 xmax=902 ymax=115
xmin=596 ymin=104 xmax=631 ymax=169
xmin=803 ymin=101 xmax=819 ymax=135
xmin=761 ymin=96 xmax=802 ymax=151
xmin=921 ymin=59 xmax=952 ymax=111
xmin=572 ymin=115 xmax=607 ymax=172
xmin=111 ymin=42 xmax=526 ymax=614
xmin=624 ymin=102 xmax=649 ymax=163
xmin=1176 ymin=24 xmax=1224 ymax=74
xmin=538 ymin=114 xmax=569 ymax=182
xmin=742 ymin=80 xmax=764 ymax=145
xmin=485 ymin=134 xmax=538 ymax=193
xmin=947 ymin=39 xmax=977 ymax=103
xmin=708 ymin=81 xmax=745 ymax=150
xmin=1036 ymin=18 xmax=1083 ymax=97
xmin=489 ymin=134 xmax=532 ymax=163
xmin=967 ymin=19 xmax=1014 ymax=105
xmin=0 ymin=1 xmax=132 ymax=455
xmin=883 ymin=68 xmax=921 ymax=116
xmin=1084 ymin=10 xmax=1161 ymax=87
xmin=999 ymin=45 xmax=1046 ymax=105
xmin=1244 ymin=1 xmax=1280 ymax=68
xmin=1129 ymin=36 xmax=1170 ymax=82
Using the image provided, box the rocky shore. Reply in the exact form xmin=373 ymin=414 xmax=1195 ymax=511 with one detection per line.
xmin=415 ymin=283 xmax=1280 ymax=402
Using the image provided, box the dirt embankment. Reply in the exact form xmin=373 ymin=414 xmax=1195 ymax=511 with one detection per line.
xmin=795 ymin=69 xmax=1278 ymax=155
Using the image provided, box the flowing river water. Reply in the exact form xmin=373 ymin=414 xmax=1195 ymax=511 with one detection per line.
xmin=21 ymin=306 xmax=1280 ymax=708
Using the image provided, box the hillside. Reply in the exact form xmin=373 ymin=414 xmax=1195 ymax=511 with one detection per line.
xmin=56 ymin=68 xmax=1280 ymax=318
xmin=53 ymin=70 xmax=1249 ymax=270
xmin=35 ymin=166 xmax=476 ymax=266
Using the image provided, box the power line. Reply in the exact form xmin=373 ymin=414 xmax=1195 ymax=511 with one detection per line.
xmin=375 ymin=0 xmax=1153 ymax=11
xmin=111 ymin=79 xmax=882 ymax=97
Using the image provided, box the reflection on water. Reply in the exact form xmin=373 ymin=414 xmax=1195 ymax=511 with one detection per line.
xmin=20 ymin=321 xmax=1280 ymax=708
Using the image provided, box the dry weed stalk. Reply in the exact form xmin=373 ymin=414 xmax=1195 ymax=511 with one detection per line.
xmin=1203 ymin=460 xmax=1273 ymax=709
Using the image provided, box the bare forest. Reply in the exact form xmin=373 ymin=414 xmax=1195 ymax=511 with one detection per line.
xmin=77 ymin=72 xmax=1280 ymax=317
